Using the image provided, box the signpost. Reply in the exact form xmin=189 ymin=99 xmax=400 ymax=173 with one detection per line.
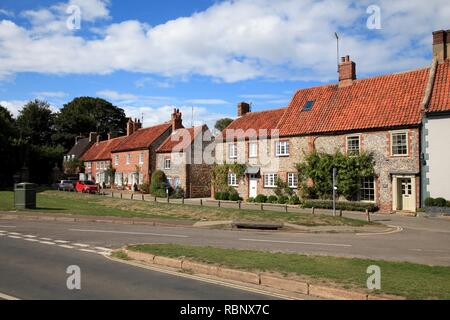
xmin=332 ymin=167 xmax=338 ymax=217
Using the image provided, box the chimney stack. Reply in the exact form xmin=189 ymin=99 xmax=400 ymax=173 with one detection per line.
xmin=237 ymin=102 xmax=251 ymax=117
xmin=127 ymin=118 xmax=135 ymax=136
xmin=433 ymin=30 xmax=449 ymax=63
xmin=338 ymin=55 xmax=356 ymax=88
xmin=133 ymin=118 xmax=142 ymax=132
xmin=107 ymin=133 xmax=112 ymax=140
xmin=89 ymin=132 xmax=98 ymax=143
xmin=96 ymin=135 xmax=101 ymax=144
xmin=171 ymin=108 xmax=183 ymax=131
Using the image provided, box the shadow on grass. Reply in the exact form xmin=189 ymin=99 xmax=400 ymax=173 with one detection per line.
xmin=35 ymin=207 xmax=67 ymax=211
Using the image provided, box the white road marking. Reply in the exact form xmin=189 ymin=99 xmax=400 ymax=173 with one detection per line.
xmin=356 ymin=225 xmax=403 ymax=236
xmin=8 ymin=232 xmax=22 ymax=235
xmin=23 ymin=235 xmax=37 ymax=238
xmin=69 ymin=228 xmax=189 ymax=238
xmin=40 ymin=238 xmax=53 ymax=241
xmin=79 ymin=248 xmax=98 ymax=253
xmin=59 ymin=245 xmax=75 ymax=249
xmin=54 ymin=240 xmax=69 ymax=243
xmin=73 ymin=243 xmax=90 ymax=247
xmin=94 ymin=246 xmax=112 ymax=252
xmin=0 ymin=234 xmax=5 ymax=236
xmin=39 ymin=241 xmax=56 ymax=245
xmin=7 ymin=235 xmax=22 ymax=239
xmin=0 ymin=292 xmax=20 ymax=300
xmin=0 ymin=225 xmax=16 ymax=228
xmin=239 ymin=238 xmax=352 ymax=247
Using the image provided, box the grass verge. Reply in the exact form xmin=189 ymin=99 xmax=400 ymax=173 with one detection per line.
xmin=0 ymin=190 xmax=373 ymax=227
xmin=127 ymin=243 xmax=450 ymax=300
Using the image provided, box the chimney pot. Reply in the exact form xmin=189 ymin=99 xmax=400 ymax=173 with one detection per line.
xmin=171 ymin=109 xmax=183 ymax=131
xmin=338 ymin=55 xmax=356 ymax=88
xmin=96 ymin=135 xmax=101 ymax=144
xmin=433 ymin=30 xmax=447 ymax=63
xmin=237 ymin=102 xmax=251 ymax=117
xmin=89 ymin=132 xmax=98 ymax=143
xmin=127 ymin=117 xmax=135 ymax=136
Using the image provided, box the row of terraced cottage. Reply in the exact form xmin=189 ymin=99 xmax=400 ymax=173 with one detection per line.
xmin=64 ymin=30 xmax=450 ymax=213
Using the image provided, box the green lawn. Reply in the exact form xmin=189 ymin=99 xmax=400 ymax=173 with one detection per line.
xmin=126 ymin=243 xmax=450 ymax=300
xmin=0 ymin=190 xmax=373 ymax=227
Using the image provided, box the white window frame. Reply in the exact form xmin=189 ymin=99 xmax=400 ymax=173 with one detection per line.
xmin=275 ymin=140 xmax=289 ymax=157
xmin=114 ymin=155 xmax=119 ymax=166
xmin=228 ymin=172 xmax=238 ymax=186
xmin=249 ymin=142 xmax=258 ymax=158
xmin=86 ymin=162 xmax=91 ymax=169
xmin=287 ymin=173 xmax=298 ymax=188
xmin=264 ymin=173 xmax=278 ymax=188
xmin=95 ymin=162 xmax=99 ymax=170
xmin=164 ymin=158 xmax=171 ymax=170
xmin=346 ymin=135 xmax=360 ymax=155
xmin=360 ymin=176 xmax=376 ymax=202
xmin=139 ymin=152 xmax=144 ymax=165
xmin=229 ymin=143 xmax=237 ymax=159
xmin=391 ymin=131 xmax=409 ymax=156
xmin=126 ymin=153 xmax=131 ymax=165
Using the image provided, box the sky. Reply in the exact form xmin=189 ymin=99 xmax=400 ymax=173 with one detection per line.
xmin=1 ymin=0 xmax=450 ymax=130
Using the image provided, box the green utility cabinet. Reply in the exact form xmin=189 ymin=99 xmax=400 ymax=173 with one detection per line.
xmin=14 ymin=183 xmax=37 ymax=209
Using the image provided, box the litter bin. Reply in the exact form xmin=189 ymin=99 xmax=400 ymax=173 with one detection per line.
xmin=14 ymin=183 xmax=37 ymax=209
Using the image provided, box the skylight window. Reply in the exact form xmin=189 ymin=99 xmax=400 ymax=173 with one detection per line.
xmin=302 ymin=100 xmax=315 ymax=111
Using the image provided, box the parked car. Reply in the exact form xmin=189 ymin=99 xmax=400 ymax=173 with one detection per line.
xmin=75 ymin=180 xmax=99 ymax=193
xmin=58 ymin=180 xmax=76 ymax=191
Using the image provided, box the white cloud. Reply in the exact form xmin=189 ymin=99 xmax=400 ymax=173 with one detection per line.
xmin=0 ymin=0 xmax=448 ymax=82
xmin=0 ymin=9 xmax=14 ymax=17
xmin=185 ymin=99 xmax=229 ymax=105
xmin=121 ymin=105 xmax=227 ymax=131
xmin=0 ymin=100 xmax=27 ymax=118
xmin=34 ymin=91 xmax=67 ymax=98
xmin=97 ymin=90 xmax=137 ymax=101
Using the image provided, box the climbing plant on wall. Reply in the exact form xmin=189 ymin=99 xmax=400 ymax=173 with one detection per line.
xmin=296 ymin=151 xmax=375 ymax=200
xmin=211 ymin=162 xmax=247 ymax=192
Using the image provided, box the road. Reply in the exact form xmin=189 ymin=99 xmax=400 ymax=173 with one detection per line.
xmin=0 ymin=235 xmax=276 ymax=300
xmin=1 ymin=214 xmax=449 ymax=299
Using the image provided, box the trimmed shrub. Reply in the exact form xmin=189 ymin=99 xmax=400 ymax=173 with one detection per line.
xmin=151 ymin=170 xmax=168 ymax=195
xmin=171 ymin=187 xmax=184 ymax=199
xmin=220 ymin=192 xmax=230 ymax=201
xmin=277 ymin=195 xmax=289 ymax=204
xmin=247 ymin=197 xmax=255 ymax=203
xmin=289 ymin=195 xmax=301 ymax=205
xmin=425 ymin=197 xmax=435 ymax=207
xmin=268 ymin=195 xmax=278 ymax=203
xmin=214 ymin=192 xmax=222 ymax=200
xmin=229 ymin=192 xmax=240 ymax=201
xmin=447 ymin=201 xmax=450 ymax=208
xmin=435 ymin=197 xmax=447 ymax=207
xmin=255 ymin=194 xmax=268 ymax=203
xmin=139 ymin=182 xmax=150 ymax=194
xmin=302 ymin=199 xmax=378 ymax=212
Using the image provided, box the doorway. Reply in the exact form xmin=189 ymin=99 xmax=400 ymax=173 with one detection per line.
xmin=396 ymin=177 xmax=415 ymax=211
xmin=249 ymin=175 xmax=258 ymax=198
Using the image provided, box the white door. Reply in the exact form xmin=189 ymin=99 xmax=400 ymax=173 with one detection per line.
xmin=249 ymin=175 xmax=258 ymax=198
xmin=400 ymin=178 xmax=414 ymax=211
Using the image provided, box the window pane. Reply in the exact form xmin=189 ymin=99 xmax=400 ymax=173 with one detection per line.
xmin=361 ymin=177 xmax=375 ymax=201
xmin=392 ymin=133 xmax=408 ymax=155
xmin=347 ymin=136 xmax=360 ymax=155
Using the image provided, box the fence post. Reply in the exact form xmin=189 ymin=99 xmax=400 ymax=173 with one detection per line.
xmin=154 ymin=195 xmax=157 ymax=202
xmin=218 ymin=200 xmax=221 ymax=208
xmin=120 ymin=193 xmax=123 ymax=199
xmin=285 ymin=205 xmax=288 ymax=213
xmin=167 ymin=194 xmax=169 ymax=203
xmin=200 ymin=199 xmax=203 ymax=206
xmin=182 ymin=196 xmax=185 ymax=205
xmin=261 ymin=204 xmax=264 ymax=211
xmin=142 ymin=194 xmax=144 ymax=201
xmin=111 ymin=192 xmax=114 ymax=198
xmin=238 ymin=201 xmax=241 ymax=210
xmin=131 ymin=193 xmax=134 ymax=200
xmin=366 ymin=209 xmax=370 ymax=222
xmin=312 ymin=207 xmax=315 ymax=215
xmin=339 ymin=209 xmax=343 ymax=217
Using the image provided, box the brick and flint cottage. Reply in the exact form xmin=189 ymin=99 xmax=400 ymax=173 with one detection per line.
xmin=63 ymin=132 xmax=96 ymax=174
xmin=215 ymin=30 xmax=450 ymax=213
xmin=155 ymin=124 xmax=214 ymax=198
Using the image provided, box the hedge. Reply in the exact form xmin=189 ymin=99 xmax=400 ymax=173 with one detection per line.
xmin=302 ymin=199 xmax=379 ymax=212
xmin=267 ymin=195 xmax=278 ymax=203
xmin=255 ymin=194 xmax=268 ymax=203
xmin=425 ymin=197 xmax=450 ymax=208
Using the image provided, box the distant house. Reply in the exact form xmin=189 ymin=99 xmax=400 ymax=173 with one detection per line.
xmin=156 ymin=124 xmax=214 ymax=198
xmin=81 ymin=134 xmax=125 ymax=186
xmin=215 ymin=30 xmax=450 ymax=213
xmin=421 ymin=30 xmax=450 ymax=201
xmin=110 ymin=116 xmax=174 ymax=189
xmin=63 ymin=133 xmax=96 ymax=175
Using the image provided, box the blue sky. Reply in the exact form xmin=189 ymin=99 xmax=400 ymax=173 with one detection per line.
xmin=0 ymin=0 xmax=449 ymax=130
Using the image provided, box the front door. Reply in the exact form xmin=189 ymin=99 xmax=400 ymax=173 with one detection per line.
xmin=249 ymin=175 xmax=258 ymax=198
xmin=399 ymin=178 xmax=414 ymax=211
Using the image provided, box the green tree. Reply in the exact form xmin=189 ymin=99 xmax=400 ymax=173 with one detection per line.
xmin=54 ymin=97 xmax=127 ymax=150
xmin=214 ymin=118 xmax=233 ymax=132
xmin=150 ymin=170 xmax=169 ymax=197
xmin=0 ymin=105 xmax=21 ymax=186
xmin=16 ymin=100 xmax=55 ymax=146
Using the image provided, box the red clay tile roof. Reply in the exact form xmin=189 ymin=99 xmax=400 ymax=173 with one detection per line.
xmin=156 ymin=125 xmax=208 ymax=153
xmin=216 ymin=107 xmax=287 ymax=140
xmin=428 ymin=59 xmax=450 ymax=113
xmin=277 ymin=68 xmax=429 ymax=136
xmin=81 ymin=136 xmax=125 ymax=161
xmin=112 ymin=122 xmax=172 ymax=152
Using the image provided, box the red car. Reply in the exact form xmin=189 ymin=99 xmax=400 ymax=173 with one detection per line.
xmin=75 ymin=181 xmax=99 ymax=193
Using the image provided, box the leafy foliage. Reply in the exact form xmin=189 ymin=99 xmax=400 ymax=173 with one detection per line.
xmin=150 ymin=170 xmax=169 ymax=196
xmin=16 ymin=100 xmax=55 ymax=146
xmin=302 ymin=199 xmax=379 ymax=212
xmin=211 ymin=162 xmax=247 ymax=193
xmin=296 ymin=151 xmax=375 ymax=200
xmin=214 ymin=118 xmax=233 ymax=132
